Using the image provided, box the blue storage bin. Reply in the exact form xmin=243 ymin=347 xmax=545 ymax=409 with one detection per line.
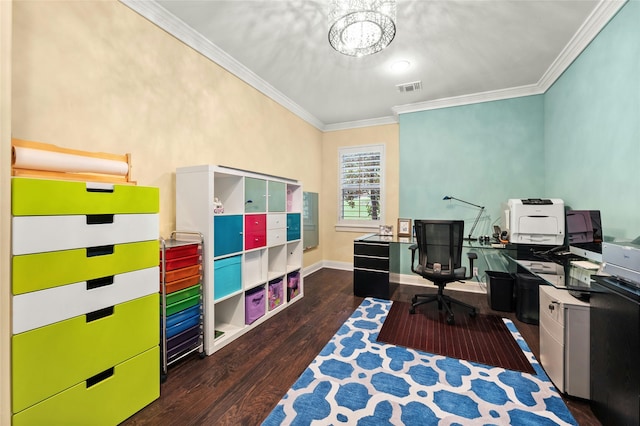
xmin=287 ymin=213 xmax=301 ymax=241
xmin=214 ymin=255 xmax=242 ymax=300
xmin=214 ymin=215 xmax=243 ymax=256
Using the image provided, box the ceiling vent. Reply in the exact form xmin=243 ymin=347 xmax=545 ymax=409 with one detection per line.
xmin=396 ymin=81 xmax=422 ymax=93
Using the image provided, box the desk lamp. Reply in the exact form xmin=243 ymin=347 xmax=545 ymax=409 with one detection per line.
xmin=443 ymin=196 xmax=485 ymax=241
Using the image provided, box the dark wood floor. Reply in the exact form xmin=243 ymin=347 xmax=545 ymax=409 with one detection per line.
xmin=123 ymin=268 xmax=600 ymax=425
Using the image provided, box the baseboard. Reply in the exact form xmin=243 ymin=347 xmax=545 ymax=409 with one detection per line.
xmin=392 ymin=273 xmax=487 ymax=294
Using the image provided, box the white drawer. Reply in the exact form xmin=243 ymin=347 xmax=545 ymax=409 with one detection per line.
xmin=12 ymin=214 xmax=159 ymax=255
xmin=267 ymin=228 xmax=287 ymax=246
xmin=540 ymin=286 xmax=565 ymax=326
xmin=13 ymin=267 xmax=158 ymax=334
xmin=267 ymin=213 xmax=286 ymax=230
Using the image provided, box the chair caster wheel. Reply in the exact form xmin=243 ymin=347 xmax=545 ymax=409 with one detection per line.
xmin=446 ymin=315 xmax=455 ymax=325
xmin=199 ymin=351 xmax=206 ymax=359
xmin=409 ymin=308 xmax=416 ymax=314
xmin=469 ymin=310 xmax=477 ymax=318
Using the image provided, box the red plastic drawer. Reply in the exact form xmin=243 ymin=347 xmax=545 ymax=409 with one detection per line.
xmin=162 ymin=244 xmax=199 ymax=261
xmin=165 ymin=254 xmax=199 ymax=271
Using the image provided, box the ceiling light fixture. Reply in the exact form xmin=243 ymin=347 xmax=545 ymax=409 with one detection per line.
xmin=328 ymin=0 xmax=397 ymax=57
xmin=390 ymin=60 xmax=410 ymax=72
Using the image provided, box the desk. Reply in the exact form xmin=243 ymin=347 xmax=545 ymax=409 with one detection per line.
xmin=353 ymin=234 xmax=511 ymax=299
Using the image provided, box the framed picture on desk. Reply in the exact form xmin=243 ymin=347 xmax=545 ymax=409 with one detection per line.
xmin=397 ymin=218 xmax=412 ymax=237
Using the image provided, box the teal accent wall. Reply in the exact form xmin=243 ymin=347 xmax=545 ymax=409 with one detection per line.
xmin=400 ymin=1 xmax=639 ymax=242
xmin=399 ymin=96 xmax=545 ymax=237
xmin=545 ymin=0 xmax=640 ymax=240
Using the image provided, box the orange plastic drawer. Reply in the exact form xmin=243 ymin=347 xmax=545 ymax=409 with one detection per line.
xmin=164 ymin=264 xmax=200 ymax=283
xmin=165 ymin=275 xmax=201 ymax=294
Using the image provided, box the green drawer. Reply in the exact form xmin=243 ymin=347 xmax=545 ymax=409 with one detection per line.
xmin=13 ymin=346 xmax=159 ymax=426
xmin=166 ymin=294 xmax=200 ymax=316
xmin=165 ymin=284 xmax=201 ymax=306
xmin=12 ymin=177 xmax=159 ymax=216
xmin=12 ymin=240 xmax=158 ymax=295
xmin=12 ymin=294 xmax=158 ymax=413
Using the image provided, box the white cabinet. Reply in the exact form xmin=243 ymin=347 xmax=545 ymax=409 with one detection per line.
xmin=176 ymin=165 xmax=303 ymax=355
xmin=539 ymin=285 xmax=590 ymax=399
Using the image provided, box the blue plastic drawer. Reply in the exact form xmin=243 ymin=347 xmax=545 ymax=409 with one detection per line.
xmin=166 ymin=312 xmax=200 ymax=339
xmin=166 ymin=305 xmax=200 ymax=329
xmin=214 ymin=255 xmax=242 ymax=300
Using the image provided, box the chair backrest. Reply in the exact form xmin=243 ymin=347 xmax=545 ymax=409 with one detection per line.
xmin=414 ymin=220 xmax=465 ymax=274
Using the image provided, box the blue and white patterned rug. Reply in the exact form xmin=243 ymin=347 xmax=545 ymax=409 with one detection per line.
xmin=262 ymin=298 xmax=576 ymax=426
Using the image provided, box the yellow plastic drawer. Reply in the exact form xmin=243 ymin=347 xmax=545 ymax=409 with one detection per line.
xmin=12 ymin=177 xmax=159 ymax=216
xmin=13 ymin=346 xmax=159 ymax=426
xmin=12 ymin=294 xmax=158 ymax=413
xmin=12 ymin=240 xmax=158 ymax=295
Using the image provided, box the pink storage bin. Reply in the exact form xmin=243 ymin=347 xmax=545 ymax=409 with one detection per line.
xmin=245 ymin=286 xmax=265 ymax=324
xmin=268 ymin=278 xmax=284 ymax=311
xmin=287 ymin=271 xmax=300 ymax=301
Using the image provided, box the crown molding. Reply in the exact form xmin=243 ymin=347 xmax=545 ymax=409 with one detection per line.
xmin=120 ymin=0 xmax=325 ymax=131
xmin=392 ymin=84 xmax=542 ymax=116
xmin=324 ymin=115 xmax=398 ymax=132
xmin=537 ymin=0 xmax=627 ymax=91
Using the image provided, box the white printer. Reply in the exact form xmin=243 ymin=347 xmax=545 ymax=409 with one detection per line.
xmin=507 ymin=198 xmax=565 ymax=246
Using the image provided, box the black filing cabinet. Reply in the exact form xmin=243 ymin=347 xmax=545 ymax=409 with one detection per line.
xmin=354 ymin=236 xmax=389 ymax=299
xmin=590 ymin=276 xmax=639 ymax=426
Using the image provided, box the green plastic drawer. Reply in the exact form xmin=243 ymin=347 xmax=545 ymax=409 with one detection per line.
xmin=13 ymin=346 xmax=159 ymax=426
xmin=12 ymin=293 xmax=158 ymax=413
xmin=165 ymin=284 xmax=201 ymax=306
xmin=12 ymin=240 xmax=158 ymax=295
xmin=166 ymin=294 xmax=200 ymax=316
xmin=12 ymin=177 xmax=159 ymax=216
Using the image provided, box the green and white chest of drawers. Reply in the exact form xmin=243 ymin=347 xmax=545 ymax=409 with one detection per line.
xmin=11 ymin=178 xmax=160 ymax=425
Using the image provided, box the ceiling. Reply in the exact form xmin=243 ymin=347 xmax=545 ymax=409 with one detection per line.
xmin=122 ymin=0 xmax=625 ymax=130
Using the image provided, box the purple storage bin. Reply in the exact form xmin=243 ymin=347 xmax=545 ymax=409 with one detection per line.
xmin=268 ymin=278 xmax=284 ymax=311
xmin=287 ymin=271 xmax=300 ymax=301
xmin=245 ymin=286 xmax=266 ymax=324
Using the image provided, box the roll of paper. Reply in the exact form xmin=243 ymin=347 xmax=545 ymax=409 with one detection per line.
xmin=12 ymin=146 xmax=128 ymax=176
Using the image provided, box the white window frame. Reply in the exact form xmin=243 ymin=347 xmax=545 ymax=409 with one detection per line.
xmin=336 ymin=144 xmax=385 ymax=232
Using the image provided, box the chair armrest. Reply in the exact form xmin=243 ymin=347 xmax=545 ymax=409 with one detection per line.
xmin=465 ymin=252 xmax=477 ymax=279
xmin=409 ymin=244 xmax=418 ymax=273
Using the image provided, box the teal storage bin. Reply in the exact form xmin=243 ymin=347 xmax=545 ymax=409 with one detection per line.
xmin=287 ymin=213 xmax=301 ymax=241
xmin=214 ymin=255 xmax=242 ymax=300
xmin=214 ymin=215 xmax=243 ymax=257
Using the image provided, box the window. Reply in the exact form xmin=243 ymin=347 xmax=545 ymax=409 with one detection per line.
xmin=337 ymin=144 xmax=385 ymax=230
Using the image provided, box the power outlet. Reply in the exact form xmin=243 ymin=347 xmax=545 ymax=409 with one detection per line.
xmin=473 ymin=267 xmax=479 ymax=277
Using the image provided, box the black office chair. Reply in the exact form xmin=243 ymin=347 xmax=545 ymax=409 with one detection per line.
xmin=408 ymin=219 xmax=477 ymax=325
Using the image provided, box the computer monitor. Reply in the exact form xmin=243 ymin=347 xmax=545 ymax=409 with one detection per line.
xmin=566 ymin=210 xmax=603 ymax=262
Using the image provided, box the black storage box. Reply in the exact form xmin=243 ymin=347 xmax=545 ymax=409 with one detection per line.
xmin=486 ymin=271 xmax=515 ymax=312
xmin=515 ymin=273 xmax=543 ymax=324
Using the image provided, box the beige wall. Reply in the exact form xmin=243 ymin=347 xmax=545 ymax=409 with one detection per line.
xmin=321 ymin=124 xmax=399 ymax=265
xmin=11 ymin=0 xmax=322 ymax=237
xmin=1 ymin=2 xmax=12 ymax=423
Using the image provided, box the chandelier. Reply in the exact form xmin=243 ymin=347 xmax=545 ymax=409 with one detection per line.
xmin=328 ymin=0 xmax=397 ymax=57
